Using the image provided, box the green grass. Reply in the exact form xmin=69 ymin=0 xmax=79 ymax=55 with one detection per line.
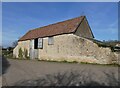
xmin=2 ymin=50 xmax=30 ymax=60
xmin=38 ymin=59 xmax=120 ymax=67
xmin=10 ymin=58 xmax=31 ymax=60
xmin=80 ymin=61 xmax=120 ymax=67
xmin=38 ymin=59 xmax=78 ymax=63
xmin=7 ymin=56 xmax=31 ymax=60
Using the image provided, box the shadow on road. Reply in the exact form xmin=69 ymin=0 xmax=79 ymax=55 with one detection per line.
xmin=2 ymin=56 xmax=10 ymax=75
xmin=14 ymin=70 xmax=119 ymax=87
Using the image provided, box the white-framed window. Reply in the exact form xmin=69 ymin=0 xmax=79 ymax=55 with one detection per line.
xmin=38 ymin=38 xmax=43 ymax=49
xmin=48 ymin=36 xmax=54 ymax=45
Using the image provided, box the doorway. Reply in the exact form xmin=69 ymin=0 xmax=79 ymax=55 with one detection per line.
xmin=30 ymin=40 xmax=34 ymax=59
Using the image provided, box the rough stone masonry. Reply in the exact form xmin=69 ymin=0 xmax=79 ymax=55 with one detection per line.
xmin=13 ymin=34 xmax=119 ymax=65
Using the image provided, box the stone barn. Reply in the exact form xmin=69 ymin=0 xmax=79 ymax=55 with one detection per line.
xmin=13 ymin=16 xmax=118 ymax=64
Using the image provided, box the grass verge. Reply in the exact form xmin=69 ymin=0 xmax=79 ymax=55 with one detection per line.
xmin=38 ymin=59 xmax=120 ymax=67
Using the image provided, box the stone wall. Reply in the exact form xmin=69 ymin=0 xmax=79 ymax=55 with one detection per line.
xmin=38 ymin=34 xmax=117 ymax=64
xmin=114 ymin=52 xmax=120 ymax=65
xmin=13 ymin=40 xmax=30 ymax=58
xmin=13 ymin=34 xmax=118 ymax=64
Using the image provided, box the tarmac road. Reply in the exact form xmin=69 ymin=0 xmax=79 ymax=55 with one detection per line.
xmin=2 ymin=58 xmax=119 ymax=86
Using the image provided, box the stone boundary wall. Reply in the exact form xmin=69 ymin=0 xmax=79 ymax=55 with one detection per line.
xmin=13 ymin=34 xmax=119 ymax=65
xmin=38 ymin=34 xmax=118 ymax=64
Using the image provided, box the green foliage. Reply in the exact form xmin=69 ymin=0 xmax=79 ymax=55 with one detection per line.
xmin=72 ymin=61 xmax=78 ymax=63
xmin=18 ymin=48 xmax=23 ymax=59
xmin=24 ymin=49 xmax=27 ymax=59
xmin=62 ymin=60 xmax=68 ymax=63
xmin=80 ymin=61 xmax=120 ymax=67
xmin=38 ymin=59 xmax=120 ymax=67
xmin=18 ymin=48 xmax=30 ymax=59
xmin=2 ymin=49 xmax=13 ymax=58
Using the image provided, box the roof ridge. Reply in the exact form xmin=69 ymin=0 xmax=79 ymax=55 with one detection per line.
xmin=31 ymin=16 xmax=85 ymax=31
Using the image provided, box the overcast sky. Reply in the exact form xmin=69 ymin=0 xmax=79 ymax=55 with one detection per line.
xmin=2 ymin=2 xmax=118 ymax=47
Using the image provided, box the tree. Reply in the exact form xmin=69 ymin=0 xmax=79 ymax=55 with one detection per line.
xmin=18 ymin=48 xmax=23 ymax=59
xmin=12 ymin=40 xmax=18 ymax=48
xmin=24 ymin=48 xmax=28 ymax=59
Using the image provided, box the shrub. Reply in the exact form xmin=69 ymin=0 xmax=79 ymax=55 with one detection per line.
xmin=18 ymin=48 xmax=23 ymax=59
xmin=24 ymin=49 xmax=29 ymax=59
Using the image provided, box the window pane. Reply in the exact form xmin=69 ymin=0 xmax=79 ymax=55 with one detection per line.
xmin=38 ymin=38 xmax=43 ymax=48
xmin=48 ymin=37 xmax=54 ymax=45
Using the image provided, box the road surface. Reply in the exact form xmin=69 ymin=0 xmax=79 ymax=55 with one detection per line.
xmin=2 ymin=58 xmax=119 ymax=86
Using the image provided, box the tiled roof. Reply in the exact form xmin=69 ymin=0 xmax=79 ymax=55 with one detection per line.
xmin=19 ymin=16 xmax=85 ymax=41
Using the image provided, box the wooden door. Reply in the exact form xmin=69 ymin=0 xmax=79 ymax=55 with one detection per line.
xmin=30 ymin=39 xmax=34 ymax=59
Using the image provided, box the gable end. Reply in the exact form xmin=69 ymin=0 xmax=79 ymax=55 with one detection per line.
xmin=74 ymin=16 xmax=94 ymax=39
